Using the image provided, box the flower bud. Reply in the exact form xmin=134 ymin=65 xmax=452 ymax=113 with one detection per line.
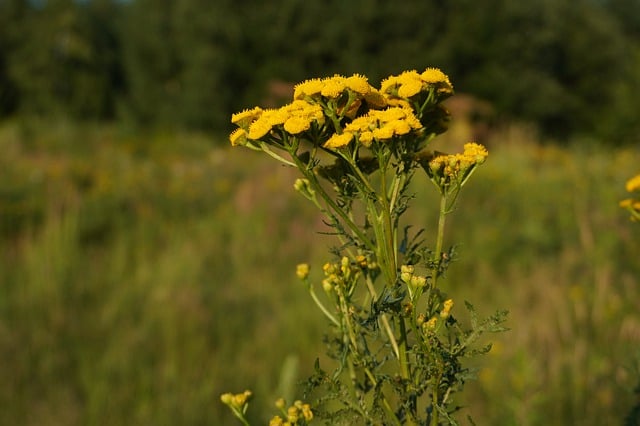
xmin=296 ymin=263 xmax=310 ymax=280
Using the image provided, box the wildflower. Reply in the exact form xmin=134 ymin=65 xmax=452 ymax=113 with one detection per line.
xmin=229 ymin=128 xmax=248 ymax=146
xmin=345 ymin=73 xmax=372 ymax=95
xmin=231 ymin=106 xmax=263 ymax=127
xmin=296 ymin=263 xmax=310 ymax=280
xmin=321 ymin=75 xmax=347 ymax=98
xmin=397 ymin=75 xmax=423 ymax=98
xmin=400 ymin=265 xmax=414 ymax=283
xmin=440 ymin=299 xmax=454 ymax=318
xmin=269 ymin=415 xmax=285 ymax=426
xmin=248 ymin=115 xmax=276 ymax=139
xmin=294 ymin=78 xmax=324 ymax=99
xmin=284 ymin=116 xmax=311 ymax=134
xmin=324 ymin=132 xmax=354 ymax=148
xmin=423 ymin=317 xmax=438 ymax=332
xmin=626 ymin=174 xmax=640 ymax=192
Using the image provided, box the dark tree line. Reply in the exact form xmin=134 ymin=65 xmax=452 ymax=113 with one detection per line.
xmin=0 ymin=0 xmax=639 ymax=143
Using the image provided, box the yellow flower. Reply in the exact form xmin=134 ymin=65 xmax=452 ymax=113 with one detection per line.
xmin=284 ymin=116 xmax=311 ymax=134
xmin=229 ymin=128 xmax=248 ymax=146
xmin=440 ymin=299 xmax=454 ymax=318
xmin=397 ymin=78 xmax=423 ymax=98
xmin=296 ymin=263 xmax=310 ymax=280
xmin=301 ymin=403 xmax=314 ymax=421
xmin=421 ymin=67 xmax=451 ymax=85
xmin=626 ymin=174 xmax=640 ymax=192
xmin=463 ymin=142 xmax=489 ymax=164
xmin=372 ymin=125 xmax=395 ymax=140
xmin=380 ymin=75 xmax=400 ymax=94
xmin=294 ymin=78 xmax=324 ymax=99
xmin=231 ymin=107 xmax=263 ymax=127
xmin=269 ymin=415 xmax=285 ymax=426
xmin=324 ymin=132 xmax=354 ymax=148
xmin=321 ymin=75 xmax=347 ymax=97
xmin=359 ymin=131 xmax=374 ymax=147
xmin=345 ymin=73 xmax=371 ymax=95
xmin=248 ymin=117 xmax=273 ymax=140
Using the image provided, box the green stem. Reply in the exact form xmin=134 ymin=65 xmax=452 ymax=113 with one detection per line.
xmin=432 ymin=193 xmax=448 ymax=290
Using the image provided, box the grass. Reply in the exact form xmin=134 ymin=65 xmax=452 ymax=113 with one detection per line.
xmin=0 ymin=118 xmax=638 ymax=425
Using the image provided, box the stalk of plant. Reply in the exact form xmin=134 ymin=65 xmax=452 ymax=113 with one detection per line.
xmin=223 ymin=69 xmax=508 ymax=425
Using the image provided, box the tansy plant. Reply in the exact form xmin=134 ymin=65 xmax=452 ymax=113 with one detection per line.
xmin=222 ymin=69 xmax=508 ymax=425
xmin=620 ymin=174 xmax=640 ymax=222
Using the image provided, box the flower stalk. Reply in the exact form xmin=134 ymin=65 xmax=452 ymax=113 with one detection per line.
xmin=223 ymin=69 xmax=507 ymax=425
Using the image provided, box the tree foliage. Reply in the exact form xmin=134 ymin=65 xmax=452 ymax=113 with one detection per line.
xmin=0 ymin=0 xmax=638 ymax=143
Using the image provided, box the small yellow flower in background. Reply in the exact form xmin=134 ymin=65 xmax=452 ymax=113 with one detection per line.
xmin=296 ymin=263 xmax=310 ymax=280
xmin=423 ymin=317 xmax=438 ymax=332
xmin=621 ymin=173 xmax=640 ymax=221
xmin=626 ymin=174 xmax=640 ymax=192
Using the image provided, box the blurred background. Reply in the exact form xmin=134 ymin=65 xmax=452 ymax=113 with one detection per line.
xmin=0 ymin=0 xmax=639 ymax=424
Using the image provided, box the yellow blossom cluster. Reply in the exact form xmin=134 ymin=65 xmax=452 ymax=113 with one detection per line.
xmin=381 ymin=68 xmax=453 ymax=100
xmin=620 ymin=173 xmax=640 ymax=221
xmin=324 ymin=106 xmax=423 ymax=148
xmin=422 ymin=142 xmax=489 ymax=187
xmin=229 ymin=68 xmax=453 ymax=149
xmin=270 ymin=399 xmax=314 ymax=426
xmin=321 ymin=256 xmax=365 ymax=292
xmin=220 ymin=390 xmax=252 ymax=411
xmin=230 ymin=100 xmax=325 ymax=145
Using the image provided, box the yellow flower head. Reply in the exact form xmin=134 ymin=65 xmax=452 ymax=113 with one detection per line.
xmin=626 ymin=174 xmax=640 ymax=192
xmin=440 ymin=299 xmax=454 ymax=318
xmin=248 ymin=116 xmax=274 ymax=140
xmin=283 ymin=116 xmax=311 ymax=134
xmin=463 ymin=142 xmax=489 ymax=164
xmin=321 ymin=75 xmax=347 ymax=98
xmin=294 ymin=78 xmax=324 ymax=99
xmin=229 ymin=128 xmax=248 ymax=146
xmin=296 ymin=263 xmax=310 ymax=280
xmin=324 ymin=132 xmax=354 ymax=149
xmin=421 ymin=67 xmax=451 ymax=85
xmin=231 ymin=107 xmax=263 ymax=127
xmin=345 ymin=73 xmax=372 ymax=95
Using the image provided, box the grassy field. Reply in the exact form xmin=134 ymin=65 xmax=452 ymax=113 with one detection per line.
xmin=0 ymin=118 xmax=638 ymax=425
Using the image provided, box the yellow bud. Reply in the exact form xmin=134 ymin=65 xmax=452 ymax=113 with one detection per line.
xmin=220 ymin=393 xmax=234 ymax=405
xmin=302 ymin=404 xmax=314 ymax=421
xmin=275 ymin=398 xmax=286 ymax=410
xmin=322 ymin=279 xmax=334 ymax=293
xmin=440 ymin=299 xmax=454 ymax=318
xmin=410 ymin=275 xmax=426 ymax=288
xmin=296 ymin=263 xmax=310 ymax=280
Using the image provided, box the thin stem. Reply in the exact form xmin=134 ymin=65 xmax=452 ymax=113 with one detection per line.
xmin=432 ymin=193 xmax=448 ymax=290
xmin=308 ymin=285 xmax=340 ymax=326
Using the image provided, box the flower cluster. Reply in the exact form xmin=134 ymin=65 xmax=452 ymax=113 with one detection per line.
xmin=220 ymin=390 xmax=252 ymax=423
xmin=380 ymin=68 xmax=453 ymax=103
xmin=620 ymin=173 xmax=640 ymax=221
xmin=324 ymin=106 xmax=422 ymax=148
xmin=229 ymin=68 xmax=459 ymax=154
xmin=419 ymin=142 xmax=489 ymax=192
xmin=269 ymin=398 xmax=314 ymax=426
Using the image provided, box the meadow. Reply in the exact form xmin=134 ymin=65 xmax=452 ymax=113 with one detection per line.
xmin=0 ymin=118 xmax=638 ymax=425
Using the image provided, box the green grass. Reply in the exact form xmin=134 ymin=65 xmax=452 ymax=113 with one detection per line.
xmin=0 ymin=119 xmax=638 ymax=425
